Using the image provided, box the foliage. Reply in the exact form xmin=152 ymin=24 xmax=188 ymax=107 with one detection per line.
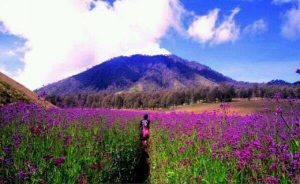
xmin=0 ymin=81 xmax=30 ymax=105
xmin=46 ymin=85 xmax=300 ymax=109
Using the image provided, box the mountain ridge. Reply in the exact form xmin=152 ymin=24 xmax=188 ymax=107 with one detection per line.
xmin=37 ymin=54 xmax=236 ymax=95
xmin=267 ymin=79 xmax=298 ymax=86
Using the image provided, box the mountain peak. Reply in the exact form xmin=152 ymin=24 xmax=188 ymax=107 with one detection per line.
xmin=37 ymin=54 xmax=236 ymax=95
xmin=267 ymin=79 xmax=291 ymax=85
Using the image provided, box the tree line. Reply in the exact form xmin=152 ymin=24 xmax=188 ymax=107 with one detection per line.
xmin=46 ymin=85 xmax=300 ymax=109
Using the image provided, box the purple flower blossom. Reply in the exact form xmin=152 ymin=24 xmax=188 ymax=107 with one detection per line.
xmin=17 ymin=170 xmax=30 ymax=180
xmin=53 ymin=157 xmax=66 ymax=167
xmin=197 ymin=147 xmax=206 ymax=154
xmin=251 ymin=140 xmax=262 ymax=149
xmin=275 ymin=107 xmax=282 ymax=115
xmin=4 ymin=158 xmax=13 ymax=166
xmin=43 ymin=153 xmax=53 ymax=162
xmin=265 ymin=176 xmax=280 ymax=183
xmin=12 ymin=133 xmax=22 ymax=148
xmin=29 ymin=163 xmax=37 ymax=173
xmin=269 ymin=163 xmax=278 ymax=171
xmin=269 ymin=147 xmax=276 ymax=154
xmin=178 ymin=147 xmax=186 ymax=153
xmin=63 ymin=135 xmax=72 ymax=147
xmin=3 ymin=146 xmax=12 ymax=155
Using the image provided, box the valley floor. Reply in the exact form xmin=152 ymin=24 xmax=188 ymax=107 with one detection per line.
xmin=171 ymin=98 xmax=291 ymax=115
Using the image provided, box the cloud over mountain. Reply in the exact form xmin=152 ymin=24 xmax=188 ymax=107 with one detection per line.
xmin=0 ymin=0 xmax=184 ymax=89
xmin=1 ymin=0 xmax=297 ymax=89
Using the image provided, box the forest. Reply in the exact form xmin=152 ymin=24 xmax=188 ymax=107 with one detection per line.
xmin=46 ymin=84 xmax=300 ymax=108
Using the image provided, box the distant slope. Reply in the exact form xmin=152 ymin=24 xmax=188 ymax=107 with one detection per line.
xmin=37 ymin=54 xmax=236 ymax=95
xmin=294 ymin=81 xmax=300 ymax=86
xmin=267 ymin=80 xmax=291 ymax=86
xmin=0 ymin=72 xmax=53 ymax=107
xmin=267 ymin=79 xmax=300 ymax=86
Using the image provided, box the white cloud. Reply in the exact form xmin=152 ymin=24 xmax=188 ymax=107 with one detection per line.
xmin=0 ymin=0 xmax=185 ymax=89
xmin=187 ymin=9 xmax=219 ymax=43
xmin=273 ymin=0 xmax=300 ymax=39
xmin=0 ymin=22 xmax=6 ymax=33
xmin=2 ymin=46 xmax=28 ymax=57
xmin=281 ymin=8 xmax=300 ymax=39
xmin=213 ymin=8 xmax=240 ymax=44
xmin=187 ymin=7 xmax=240 ymax=45
xmin=244 ymin=19 xmax=267 ymax=35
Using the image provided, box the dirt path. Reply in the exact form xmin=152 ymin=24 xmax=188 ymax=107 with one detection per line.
xmin=134 ymin=145 xmax=150 ymax=183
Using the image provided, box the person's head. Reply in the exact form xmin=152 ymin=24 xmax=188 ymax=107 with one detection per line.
xmin=143 ymin=114 xmax=148 ymax=120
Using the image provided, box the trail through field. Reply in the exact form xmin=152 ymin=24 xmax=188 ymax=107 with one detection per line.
xmin=134 ymin=145 xmax=150 ymax=183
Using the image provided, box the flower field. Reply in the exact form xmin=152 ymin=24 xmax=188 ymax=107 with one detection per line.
xmin=0 ymin=99 xmax=300 ymax=183
xmin=0 ymin=104 xmax=144 ymax=183
xmin=150 ymin=102 xmax=300 ymax=183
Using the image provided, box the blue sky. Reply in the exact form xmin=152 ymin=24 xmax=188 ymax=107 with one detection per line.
xmin=161 ymin=0 xmax=300 ymax=82
xmin=0 ymin=0 xmax=299 ymax=89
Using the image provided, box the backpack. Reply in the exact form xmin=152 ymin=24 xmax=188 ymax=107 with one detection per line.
xmin=141 ymin=120 xmax=149 ymax=138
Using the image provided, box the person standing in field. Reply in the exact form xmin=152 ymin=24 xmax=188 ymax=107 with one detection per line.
xmin=140 ymin=114 xmax=150 ymax=146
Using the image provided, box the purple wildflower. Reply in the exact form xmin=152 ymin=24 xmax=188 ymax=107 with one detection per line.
xmin=269 ymin=147 xmax=276 ymax=154
xmin=53 ymin=157 xmax=66 ymax=167
xmin=178 ymin=147 xmax=186 ymax=153
xmin=269 ymin=163 xmax=278 ymax=171
xmin=17 ymin=170 xmax=30 ymax=180
xmin=63 ymin=135 xmax=72 ymax=147
xmin=251 ymin=140 xmax=262 ymax=149
xmin=12 ymin=133 xmax=22 ymax=149
xmin=265 ymin=176 xmax=280 ymax=183
xmin=4 ymin=158 xmax=13 ymax=166
xmin=43 ymin=153 xmax=53 ymax=162
xmin=275 ymin=107 xmax=282 ymax=115
xmin=29 ymin=163 xmax=37 ymax=173
xmin=3 ymin=146 xmax=12 ymax=155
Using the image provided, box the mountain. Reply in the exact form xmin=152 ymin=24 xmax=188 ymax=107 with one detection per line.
xmin=267 ymin=80 xmax=291 ymax=86
xmin=0 ymin=71 xmax=53 ymax=107
xmin=37 ymin=54 xmax=236 ymax=95
xmin=293 ymin=81 xmax=300 ymax=86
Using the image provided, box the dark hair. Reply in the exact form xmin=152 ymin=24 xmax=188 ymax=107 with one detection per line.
xmin=143 ymin=114 xmax=148 ymax=120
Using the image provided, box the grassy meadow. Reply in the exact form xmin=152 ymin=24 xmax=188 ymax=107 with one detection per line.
xmin=0 ymin=98 xmax=300 ymax=183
